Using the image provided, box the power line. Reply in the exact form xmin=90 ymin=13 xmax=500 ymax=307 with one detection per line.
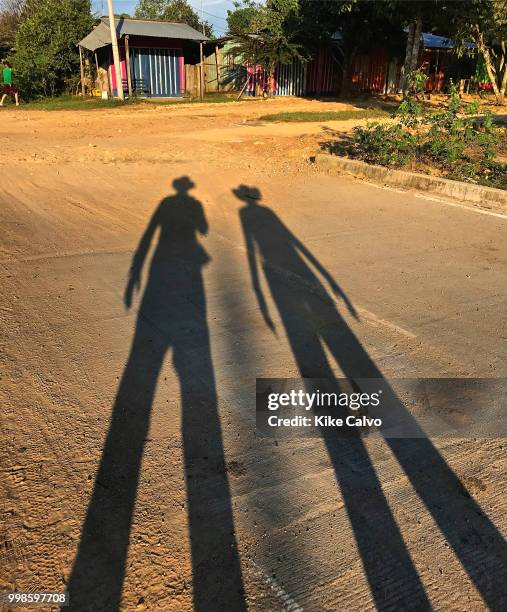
xmin=201 ymin=9 xmax=228 ymax=22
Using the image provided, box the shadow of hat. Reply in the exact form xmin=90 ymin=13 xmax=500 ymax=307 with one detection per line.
xmin=173 ymin=176 xmax=195 ymax=192
xmin=233 ymin=185 xmax=261 ymax=202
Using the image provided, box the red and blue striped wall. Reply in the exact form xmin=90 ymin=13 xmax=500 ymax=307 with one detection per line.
xmin=109 ymin=37 xmax=185 ymax=98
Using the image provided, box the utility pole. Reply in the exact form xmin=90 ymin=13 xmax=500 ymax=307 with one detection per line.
xmin=199 ymin=0 xmax=205 ymax=100
xmin=199 ymin=41 xmax=204 ymax=100
xmin=107 ymin=0 xmax=124 ymax=100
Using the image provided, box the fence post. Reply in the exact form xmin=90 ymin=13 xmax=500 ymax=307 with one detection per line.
xmin=125 ymin=35 xmax=132 ymax=97
xmin=215 ymin=45 xmax=220 ymax=92
xmin=199 ymin=42 xmax=204 ymax=100
xmin=79 ymin=46 xmax=86 ymax=96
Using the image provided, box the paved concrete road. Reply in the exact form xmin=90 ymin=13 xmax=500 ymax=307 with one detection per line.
xmin=1 ymin=161 xmax=505 ymax=611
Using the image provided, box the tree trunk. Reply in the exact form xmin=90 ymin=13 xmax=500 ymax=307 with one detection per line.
xmin=478 ymin=39 xmax=502 ymax=103
xmin=498 ymin=42 xmax=506 ymax=104
xmin=400 ymin=20 xmax=415 ymax=93
xmin=268 ymin=64 xmax=276 ymax=97
xmin=339 ymin=46 xmax=358 ymax=99
xmin=340 ymin=62 xmax=351 ymax=98
xmin=499 ymin=64 xmax=506 ymax=104
xmin=409 ymin=14 xmax=423 ymax=73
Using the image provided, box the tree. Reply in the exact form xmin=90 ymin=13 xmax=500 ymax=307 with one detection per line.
xmin=11 ymin=0 xmax=93 ymax=97
xmin=229 ymin=0 xmax=303 ymax=95
xmin=327 ymin=1 xmax=451 ymax=96
xmin=448 ymin=0 xmax=507 ymax=104
xmin=298 ymin=0 xmax=405 ymax=98
xmin=0 ymin=0 xmax=30 ymax=54
xmin=395 ymin=1 xmax=425 ymax=93
xmin=135 ymin=0 xmax=166 ymax=19
xmin=386 ymin=1 xmax=452 ymax=95
xmin=226 ymin=0 xmax=260 ymax=36
xmin=135 ymin=0 xmax=213 ymax=37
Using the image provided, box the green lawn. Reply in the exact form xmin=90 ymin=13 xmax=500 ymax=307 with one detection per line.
xmin=14 ymin=93 xmax=253 ymax=111
xmin=258 ymin=109 xmax=391 ymax=122
xmin=152 ymin=93 xmax=252 ymax=105
xmin=17 ymin=96 xmax=136 ymax=111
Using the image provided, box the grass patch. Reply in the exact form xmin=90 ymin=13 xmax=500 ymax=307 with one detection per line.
xmin=15 ymin=93 xmax=252 ymax=111
xmin=151 ymin=93 xmax=252 ymax=105
xmin=258 ymin=109 xmax=391 ymax=122
xmin=17 ymin=95 xmax=142 ymax=111
xmin=18 ymin=95 xmax=139 ymax=111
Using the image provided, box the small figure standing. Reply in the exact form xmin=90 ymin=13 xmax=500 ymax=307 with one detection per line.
xmin=0 ymin=61 xmax=19 ymax=107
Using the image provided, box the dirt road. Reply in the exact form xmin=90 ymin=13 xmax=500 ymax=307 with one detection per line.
xmin=0 ymin=99 xmax=506 ymax=611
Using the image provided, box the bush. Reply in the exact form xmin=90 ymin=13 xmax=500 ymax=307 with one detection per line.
xmin=396 ymin=97 xmax=424 ymax=128
xmin=423 ymin=130 xmax=466 ymax=163
xmin=445 ymin=159 xmax=506 ymax=190
xmin=403 ymin=68 xmax=428 ymax=101
xmin=352 ymin=123 xmax=417 ymax=166
xmin=331 ymin=85 xmax=506 ymax=189
xmin=11 ymin=0 xmax=93 ymax=99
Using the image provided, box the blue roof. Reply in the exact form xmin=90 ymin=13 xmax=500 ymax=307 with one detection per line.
xmin=422 ymin=32 xmax=474 ymax=50
xmin=423 ymin=32 xmax=454 ymax=48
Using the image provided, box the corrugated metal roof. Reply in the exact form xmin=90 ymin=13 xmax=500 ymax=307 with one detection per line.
xmin=423 ymin=32 xmax=454 ymax=49
xmin=78 ymin=22 xmax=111 ymax=52
xmin=422 ymin=32 xmax=474 ymax=50
xmin=78 ymin=17 xmax=208 ymax=51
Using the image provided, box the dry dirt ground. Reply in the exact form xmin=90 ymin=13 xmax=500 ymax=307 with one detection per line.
xmin=0 ymin=98 xmax=506 ymax=611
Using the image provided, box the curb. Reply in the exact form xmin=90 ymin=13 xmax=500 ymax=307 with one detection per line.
xmin=314 ymin=154 xmax=507 ymax=209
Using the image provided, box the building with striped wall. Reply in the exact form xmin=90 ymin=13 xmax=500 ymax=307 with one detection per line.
xmin=78 ymin=17 xmax=207 ymax=98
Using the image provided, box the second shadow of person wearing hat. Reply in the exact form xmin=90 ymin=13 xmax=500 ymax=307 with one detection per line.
xmin=235 ymin=184 xmax=507 ymax=611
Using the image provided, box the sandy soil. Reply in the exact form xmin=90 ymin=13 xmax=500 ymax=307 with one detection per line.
xmin=0 ymin=98 xmax=506 ymax=611
xmin=0 ymin=97 xmax=381 ymax=171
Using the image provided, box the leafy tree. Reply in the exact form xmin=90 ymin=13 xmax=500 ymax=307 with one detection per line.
xmin=298 ymin=0 xmax=405 ymax=97
xmin=226 ymin=0 xmax=260 ymax=36
xmin=385 ymin=1 xmax=453 ymax=95
xmin=390 ymin=1 xmax=426 ymax=92
xmin=447 ymin=0 xmax=507 ymax=104
xmin=324 ymin=1 xmax=456 ymax=96
xmin=134 ymin=0 xmax=166 ymax=19
xmin=11 ymin=0 xmax=93 ymax=97
xmin=0 ymin=0 xmax=29 ymax=54
xmin=229 ymin=0 xmax=303 ymax=95
xmin=135 ymin=0 xmax=213 ymax=37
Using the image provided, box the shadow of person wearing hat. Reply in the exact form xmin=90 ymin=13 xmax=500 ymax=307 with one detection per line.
xmin=234 ymin=183 xmax=507 ymax=611
xmin=69 ymin=177 xmax=246 ymax=611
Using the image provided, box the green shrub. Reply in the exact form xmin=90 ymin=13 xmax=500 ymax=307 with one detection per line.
xmin=327 ymin=83 xmax=505 ymax=189
xmin=396 ymin=97 xmax=424 ymax=128
xmin=447 ymin=159 xmax=506 ymax=190
xmin=405 ymin=69 xmax=428 ymax=98
xmin=423 ymin=131 xmax=465 ymax=163
xmin=11 ymin=0 xmax=93 ymax=99
xmin=352 ymin=122 xmax=418 ymax=167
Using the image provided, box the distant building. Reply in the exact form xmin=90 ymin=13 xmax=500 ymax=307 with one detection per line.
xmin=213 ymin=32 xmax=477 ymax=98
xmin=78 ymin=17 xmax=208 ymax=98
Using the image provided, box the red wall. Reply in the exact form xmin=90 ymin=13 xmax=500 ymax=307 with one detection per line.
xmin=306 ymin=48 xmax=338 ymax=95
xmin=350 ymin=48 xmax=389 ymax=93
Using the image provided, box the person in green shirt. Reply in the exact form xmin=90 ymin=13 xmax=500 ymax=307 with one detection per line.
xmin=1 ymin=61 xmax=20 ymax=107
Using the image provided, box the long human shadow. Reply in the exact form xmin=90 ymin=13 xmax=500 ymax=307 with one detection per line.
xmin=235 ymin=185 xmax=507 ymax=610
xmin=68 ymin=177 xmax=246 ymax=611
